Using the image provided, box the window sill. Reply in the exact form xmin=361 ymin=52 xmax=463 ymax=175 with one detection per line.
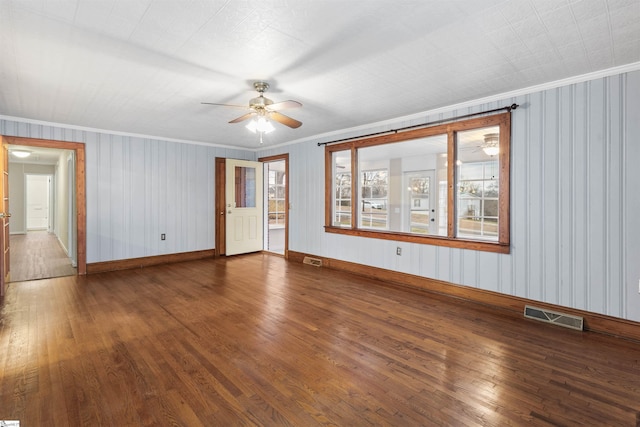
xmin=324 ymin=226 xmax=510 ymax=254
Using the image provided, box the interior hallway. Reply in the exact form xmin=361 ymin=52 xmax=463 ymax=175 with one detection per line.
xmin=9 ymin=230 xmax=77 ymax=282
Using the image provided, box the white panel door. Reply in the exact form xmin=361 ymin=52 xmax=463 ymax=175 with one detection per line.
xmin=403 ymin=170 xmax=436 ymax=235
xmin=26 ymin=174 xmax=50 ymax=230
xmin=225 ymin=159 xmax=263 ymax=256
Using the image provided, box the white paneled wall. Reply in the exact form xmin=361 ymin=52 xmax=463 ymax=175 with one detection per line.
xmin=0 ymin=120 xmax=255 ymax=263
xmin=259 ymin=70 xmax=640 ymax=322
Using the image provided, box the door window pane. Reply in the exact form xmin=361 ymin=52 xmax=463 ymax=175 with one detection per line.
xmin=235 ymin=166 xmax=256 ymax=208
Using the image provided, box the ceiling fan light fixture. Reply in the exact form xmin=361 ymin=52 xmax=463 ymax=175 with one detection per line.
xmin=11 ymin=150 xmax=31 ymax=158
xmin=482 ymin=133 xmax=499 ymax=156
xmin=246 ymin=117 xmax=275 ymax=134
xmin=482 ymin=145 xmax=499 ymax=156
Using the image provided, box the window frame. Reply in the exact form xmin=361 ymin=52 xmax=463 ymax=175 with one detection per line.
xmin=324 ymin=112 xmax=511 ymax=254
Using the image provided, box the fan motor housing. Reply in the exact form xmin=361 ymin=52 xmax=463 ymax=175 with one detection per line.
xmin=249 ymin=96 xmax=273 ymax=110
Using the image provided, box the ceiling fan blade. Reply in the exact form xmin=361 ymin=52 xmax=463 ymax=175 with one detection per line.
xmin=201 ymin=102 xmax=247 ymax=109
xmin=229 ymin=112 xmax=257 ymax=124
xmin=266 ymin=100 xmax=302 ymax=111
xmin=269 ymin=111 xmax=302 ymax=128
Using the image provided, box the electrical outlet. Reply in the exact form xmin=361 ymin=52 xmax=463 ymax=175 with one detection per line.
xmin=161 ymin=233 xmax=166 ymax=240
xmin=396 ymin=247 xmax=402 ymax=256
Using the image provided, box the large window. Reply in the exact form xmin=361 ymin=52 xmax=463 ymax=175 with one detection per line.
xmin=325 ymin=112 xmax=511 ymax=253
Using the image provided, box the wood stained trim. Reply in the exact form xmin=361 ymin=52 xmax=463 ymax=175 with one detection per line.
xmin=215 ymin=157 xmax=226 ymax=256
xmin=87 ymin=249 xmax=215 ymax=274
xmin=288 ymin=250 xmax=640 ymax=343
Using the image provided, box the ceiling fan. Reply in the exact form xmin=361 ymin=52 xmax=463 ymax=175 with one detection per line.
xmin=202 ymin=81 xmax=302 ymax=130
xmin=460 ymin=133 xmax=500 ymax=156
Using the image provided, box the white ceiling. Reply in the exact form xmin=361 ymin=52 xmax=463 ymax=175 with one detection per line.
xmin=0 ymin=0 xmax=639 ymax=149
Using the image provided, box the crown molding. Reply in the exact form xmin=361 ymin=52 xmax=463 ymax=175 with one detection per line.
xmin=0 ymin=114 xmax=246 ymax=151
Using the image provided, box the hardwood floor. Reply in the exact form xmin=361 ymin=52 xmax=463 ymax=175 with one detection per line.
xmin=1 ymin=254 xmax=639 ymax=426
xmin=9 ymin=231 xmax=77 ymax=282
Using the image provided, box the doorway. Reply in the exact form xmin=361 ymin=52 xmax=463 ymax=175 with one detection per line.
xmin=0 ymin=135 xmax=86 ymax=295
xmin=403 ymin=170 xmax=436 ymax=234
xmin=263 ymin=158 xmax=287 ymax=255
xmin=215 ymin=154 xmax=289 ymax=258
xmin=8 ymin=148 xmax=78 ymax=281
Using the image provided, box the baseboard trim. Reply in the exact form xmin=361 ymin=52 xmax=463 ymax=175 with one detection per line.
xmin=87 ymin=249 xmax=216 ymax=274
xmin=288 ymin=250 xmax=640 ymax=343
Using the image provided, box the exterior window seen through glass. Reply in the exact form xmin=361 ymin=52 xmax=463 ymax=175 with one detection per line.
xmin=333 ymin=150 xmax=352 ymax=227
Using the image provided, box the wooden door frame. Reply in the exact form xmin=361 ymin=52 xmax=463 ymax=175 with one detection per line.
xmin=258 ymin=153 xmax=289 ymax=258
xmin=215 ymin=157 xmax=226 ymax=256
xmin=3 ymin=136 xmax=87 ymax=275
xmin=215 ymin=154 xmax=289 ymax=258
xmin=1 ymin=139 xmax=9 ymax=295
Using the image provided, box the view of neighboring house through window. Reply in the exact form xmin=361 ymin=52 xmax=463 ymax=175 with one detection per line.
xmin=350 ymin=135 xmax=447 ymax=236
xmin=360 ymin=169 xmax=388 ymax=229
xmin=325 ymin=112 xmax=511 ymax=253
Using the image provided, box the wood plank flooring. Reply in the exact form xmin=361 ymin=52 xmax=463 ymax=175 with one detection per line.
xmin=1 ymin=254 xmax=640 ymax=426
xmin=9 ymin=231 xmax=77 ymax=282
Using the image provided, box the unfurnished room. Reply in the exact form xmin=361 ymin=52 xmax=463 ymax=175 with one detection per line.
xmin=1 ymin=1 xmax=640 ymax=425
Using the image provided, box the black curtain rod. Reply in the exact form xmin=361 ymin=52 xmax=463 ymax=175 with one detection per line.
xmin=317 ymin=103 xmax=519 ymax=147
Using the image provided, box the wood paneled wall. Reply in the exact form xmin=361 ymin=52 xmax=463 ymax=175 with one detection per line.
xmin=0 ymin=122 xmax=255 ymax=263
xmin=259 ymin=70 xmax=640 ymax=323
